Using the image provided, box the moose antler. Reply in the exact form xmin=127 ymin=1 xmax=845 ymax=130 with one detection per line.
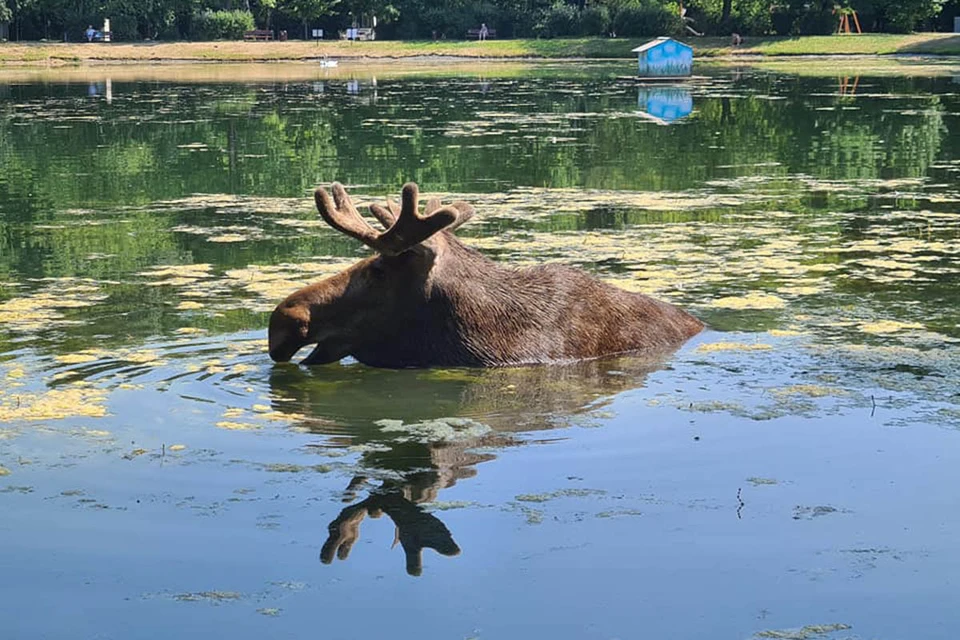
xmin=314 ymin=182 xmax=474 ymax=256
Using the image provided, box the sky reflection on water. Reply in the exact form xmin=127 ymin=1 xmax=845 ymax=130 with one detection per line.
xmin=1 ymin=61 xmax=959 ymax=639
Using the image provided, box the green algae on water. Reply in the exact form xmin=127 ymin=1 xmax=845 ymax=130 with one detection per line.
xmin=173 ymin=591 xmax=243 ymax=604
xmin=515 ymin=488 xmax=607 ymax=502
xmin=754 ymin=623 xmax=852 ymax=639
xmin=375 ymin=417 xmax=491 ymax=444
xmin=746 ymin=477 xmax=779 ymax=486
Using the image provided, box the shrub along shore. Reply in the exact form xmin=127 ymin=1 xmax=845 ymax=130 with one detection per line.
xmin=1 ymin=34 xmax=959 ymax=65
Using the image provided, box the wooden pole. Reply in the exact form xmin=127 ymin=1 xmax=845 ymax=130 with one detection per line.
xmin=840 ymin=15 xmax=850 ymax=34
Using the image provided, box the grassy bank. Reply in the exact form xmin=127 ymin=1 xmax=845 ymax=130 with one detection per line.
xmin=1 ymin=33 xmax=959 ymax=64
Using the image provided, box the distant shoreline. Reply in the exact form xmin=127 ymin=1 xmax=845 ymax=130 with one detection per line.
xmin=1 ymin=34 xmax=959 ymax=66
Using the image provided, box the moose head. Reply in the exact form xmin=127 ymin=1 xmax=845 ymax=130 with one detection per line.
xmin=269 ymin=182 xmax=703 ymax=368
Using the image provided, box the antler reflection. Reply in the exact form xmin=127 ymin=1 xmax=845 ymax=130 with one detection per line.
xmin=321 ymin=489 xmax=460 ymax=577
xmin=321 ymin=441 xmax=495 ymax=576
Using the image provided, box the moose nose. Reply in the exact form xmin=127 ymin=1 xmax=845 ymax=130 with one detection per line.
xmin=268 ymin=345 xmax=294 ymax=362
xmin=267 ymin=332 xmax=294 ymax=362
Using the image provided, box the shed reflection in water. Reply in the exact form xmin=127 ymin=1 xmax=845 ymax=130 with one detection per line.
xmin=267 ymin=351 xmax=674 ymax=575
xmin=636 ymin=85 xmax=693 ymax=124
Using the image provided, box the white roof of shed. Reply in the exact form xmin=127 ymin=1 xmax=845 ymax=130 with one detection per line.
xmin=631 ymin=37 xmax=691 ymax=53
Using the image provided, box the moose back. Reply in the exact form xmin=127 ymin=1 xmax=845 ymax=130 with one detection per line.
xmin=268 ymin=183 xmax=703 ymax=368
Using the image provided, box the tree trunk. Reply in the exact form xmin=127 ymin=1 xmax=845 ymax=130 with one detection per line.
xmin=721 ymin=0 xmax=732 ymax=26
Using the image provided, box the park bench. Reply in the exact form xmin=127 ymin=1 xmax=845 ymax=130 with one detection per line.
xmin=243 ymin=30 xmax=273 ymax=41
xmin=467 ymin=27 xmax=496 ymax=39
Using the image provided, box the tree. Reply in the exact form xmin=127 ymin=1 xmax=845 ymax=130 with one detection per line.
xmin=720 ymin=0 xmax=731 ymax=26
xmin=279 ymin=0 xmax=337 ymax=37
xmin=853 ymin=0 xmax=946 ymax=31
xmin=252 ymin=0 xmax=276 ymax=28
xmin=338 ymin=0 xmax=399 ymax=26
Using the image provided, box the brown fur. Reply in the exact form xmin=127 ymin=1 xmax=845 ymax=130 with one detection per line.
xmin=269 ymin=183 xmax=703 ymax=368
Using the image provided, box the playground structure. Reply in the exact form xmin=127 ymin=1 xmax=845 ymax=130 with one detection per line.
xmin=836 ymin=7 xmax=863 ymax=34
xmin=838 ymin=75 xmax=860 ymax=97
xmin=678 ymin=1 xmax=703 ymax=37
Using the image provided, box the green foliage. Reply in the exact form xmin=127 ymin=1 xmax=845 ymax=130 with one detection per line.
xmin=0 ymin=0 xmax=949 ymax=40
xmin=764 ymin=0 xmax=834 ymax=35
xmin=533 ymin=1 xmax=678 ymax=39
xmin=338 ymin=0 xmax=400 ymax=25
xmin=580 ymin=5 xmax=611 ymax=35
xmin=403 ymin=0 xmax=476 ymax=39
xmin=390 ymin=0 xmax=505 ymax=39
xmin=853 ymin=0 xmax=946 ymax=32
xmin=686 ymin=0 xmax=773 ymax=34
xmin=610 ymin=1 xmax=682 ymax=37
xmin=534 ymin=2 xmax=580 ymax=38
xmin=279 ymin=0 xmax=338 ymax=24
xmin=193 ymin=9 xmax=255 ymax=39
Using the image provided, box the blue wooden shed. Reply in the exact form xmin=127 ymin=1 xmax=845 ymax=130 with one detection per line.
xmin=632 ymin=37 xmax=693 ymax=78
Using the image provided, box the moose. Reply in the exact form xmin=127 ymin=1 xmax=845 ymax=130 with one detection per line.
xmin=268 ymin=182 xmax=703 ymax=368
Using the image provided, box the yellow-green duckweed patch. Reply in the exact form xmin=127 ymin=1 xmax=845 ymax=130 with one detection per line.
xmin=215 ymin=421 xmax=261 ymax=431
xmin=709 ymin=293 xmax=786 ymax=310
xmin=0 ymin=387 xmax=109 ymax=422
xmin=696 ymin=342 xmax=774 ymax=353
xmin=859 ymin=320 xmax=925 ymax=334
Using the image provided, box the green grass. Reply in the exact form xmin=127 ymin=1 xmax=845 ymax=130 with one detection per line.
xmin=723 ymin=33 xmax=960 ymax=56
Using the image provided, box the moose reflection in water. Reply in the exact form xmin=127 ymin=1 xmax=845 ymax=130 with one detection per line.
xmin=268 ymin=352 xmax=672 ymax=575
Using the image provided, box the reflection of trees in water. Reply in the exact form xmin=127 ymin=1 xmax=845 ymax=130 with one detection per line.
xmin=267 ymin=353 xmax=671 ymax=574
xmin=0 ymin=73 xmax=955 ymax=350
xmin=0 ymin=74 xmax=952 ymax=220
xmin=0 ymin=74 xmax=950 ymax=226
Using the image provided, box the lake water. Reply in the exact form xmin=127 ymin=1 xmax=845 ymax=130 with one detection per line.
xmin=1 ymin=60 xmax=959 ymax=639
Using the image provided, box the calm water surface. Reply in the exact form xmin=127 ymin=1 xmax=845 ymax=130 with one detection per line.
xmin=1 ymin=61 xmax=959 ymax=639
